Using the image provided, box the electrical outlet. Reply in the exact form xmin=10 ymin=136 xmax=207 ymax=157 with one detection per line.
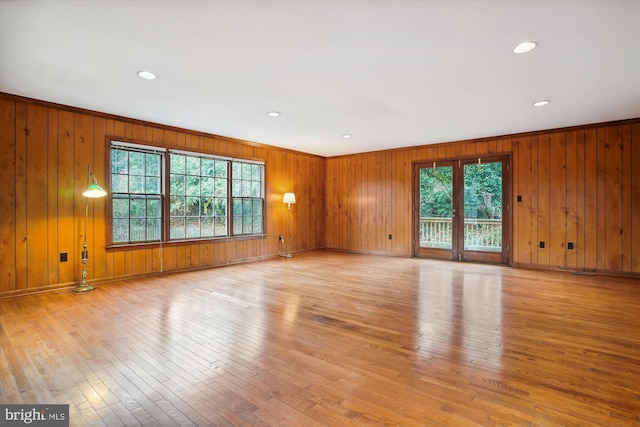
xmin=568 ymin=242 xmax=574 ymax=250
xmin=388 ymin=234 xmax=392 ymax=240
xmin=517 ymin=195 xmax=522 ymax=202
xmin=539 ymin=241 xmax=545 ymax=249
xmin=60 ymin=252 xmax=68 ymax=262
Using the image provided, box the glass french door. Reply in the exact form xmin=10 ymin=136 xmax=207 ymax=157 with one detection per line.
xmin=414 ymin=156 xmax=510 ymax=264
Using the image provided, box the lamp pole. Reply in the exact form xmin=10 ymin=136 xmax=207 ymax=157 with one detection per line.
xmin=280 ymin=192 xmax=296 ymax=258
xmin=74 ymin=197 xmax=94 ymax=292
xmin=286 ymin=202 xmax=292 ymax=257
xmin=73 ymin=166 xmax=107 ymax=293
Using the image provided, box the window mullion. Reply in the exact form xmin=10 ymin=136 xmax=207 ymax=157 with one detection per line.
xmin=163 ymin=152 xmax=170 ymax=243
xmin=227 ymin=159 xmax=233 ymax=238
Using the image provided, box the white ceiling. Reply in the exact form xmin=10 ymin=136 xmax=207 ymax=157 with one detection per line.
xmin=1 ymin=0 xmax=639 ymax=157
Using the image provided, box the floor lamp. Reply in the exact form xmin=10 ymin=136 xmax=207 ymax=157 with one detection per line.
xmin=73 ymin=166 xmax=107 ymax=293
xmin=279 ymin=192 xmax=296 ymax=258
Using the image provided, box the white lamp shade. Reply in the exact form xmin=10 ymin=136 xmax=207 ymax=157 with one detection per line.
xmin=283 ymin=192 xmax=296 ymax=204
xmin=82 ymin=173 xmax=107 ymax=199
xmin=83 ymin=181 xmax=107 ymax=198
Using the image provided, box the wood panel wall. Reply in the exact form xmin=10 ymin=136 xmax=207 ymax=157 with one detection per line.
xmin=0 ymin=94 xmax=325 ymax=296
xmin=1 ymin=92 xmax=638 ymax=298
xmin=512 ymin=124 xmax=640 ymax=274
xmin=325 ymin=120 xmax=640 ymax=275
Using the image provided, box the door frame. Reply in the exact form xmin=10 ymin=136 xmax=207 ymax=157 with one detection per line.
xmin=412 ymin=154 xmax=512 ymax=265
xmin=412 ymin=160 xmax=458 ymax=261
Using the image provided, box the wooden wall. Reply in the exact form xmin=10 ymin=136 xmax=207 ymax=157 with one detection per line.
xmin=512 ymin=124 xmax=640 ymax=274
xmin=1 ymin=91 xmax=638 ymax=298
xmin=325 ymin=120 xmax=640 ymax=275
xmin=0 ymin=94 xmax=325 ymax=296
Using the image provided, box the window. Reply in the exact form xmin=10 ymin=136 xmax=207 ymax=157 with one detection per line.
xmin=111 ymin=144 xmax=164 ymax=244
xmin=109 ymin=141 xmax=265 ymax=245
xmin=169 ymin=151 xmax=228 ymax=239
xmin=232 ymin=161 xmax=264 ymax=235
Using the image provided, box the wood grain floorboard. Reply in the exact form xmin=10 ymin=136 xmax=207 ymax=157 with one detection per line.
xmin=0 ymin=250 xmax=638 ymax=426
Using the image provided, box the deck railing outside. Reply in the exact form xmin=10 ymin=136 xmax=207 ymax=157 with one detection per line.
xmin=420 ymin=217 xmax=502 ymax=251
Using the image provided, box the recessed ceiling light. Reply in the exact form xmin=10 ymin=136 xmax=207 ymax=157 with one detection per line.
xmin=137 ymin=71 xmax=156 ymax=80
xmin=342 ymin=134 xmax=352 ymax=139
xmin=267 ymin=111 xmax=280 ymax=117
xmin=513 ymin=41 xmax=538 ymax=54
xmin=532 ymin=100 xmax=550 ymax=107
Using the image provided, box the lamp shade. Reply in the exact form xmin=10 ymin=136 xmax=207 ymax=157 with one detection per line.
xmin=83 ymin=176 xmax=107 ymax=198
xmin=283 ymin=192 xmax=296 ymax=204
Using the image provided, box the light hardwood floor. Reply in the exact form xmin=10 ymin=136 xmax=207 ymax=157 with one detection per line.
xmin=0 ymin=250 xmax=638 ymax=426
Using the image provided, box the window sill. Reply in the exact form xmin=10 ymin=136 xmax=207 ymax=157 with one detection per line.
xmin=106 ymin=234 xmax=268 ymax=251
